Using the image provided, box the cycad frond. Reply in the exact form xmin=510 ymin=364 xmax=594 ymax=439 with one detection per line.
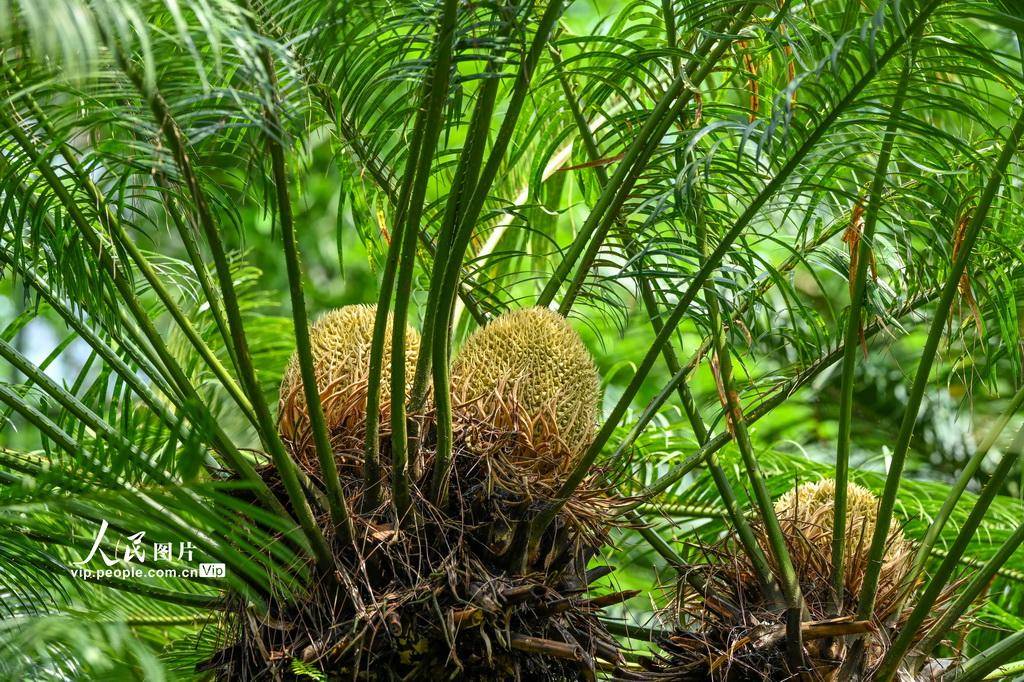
xmin=3 ymin=0 xmax=1024 ymax=678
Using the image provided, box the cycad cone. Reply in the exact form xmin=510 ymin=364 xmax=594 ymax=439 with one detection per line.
xmin=773 ymin=479 xmax=912 ymax=603
xmin=451 ymin=307 xmax=600 ymax=473
xmin=278 ymin=305 xmax=420 ymax=461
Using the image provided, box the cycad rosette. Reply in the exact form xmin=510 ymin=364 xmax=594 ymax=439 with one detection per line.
xmin=212 ymin=305 xmax=627 ymax=679
xmin=653 ymin=480 xmax=962 ymax=681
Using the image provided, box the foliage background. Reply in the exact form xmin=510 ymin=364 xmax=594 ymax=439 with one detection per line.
xmin=2 ymin=0 xmax=1024 ymax=678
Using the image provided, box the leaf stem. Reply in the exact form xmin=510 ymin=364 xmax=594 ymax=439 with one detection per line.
xmin=0 ymin=383 xmax=274 ymax=600
xmin=0 ymin=114 xmax=281 ymax=513
xmin=429 ymin=0 xmax=566 ymax=501
xmin=552 ymin=40 xmax=774 ymax=582
xmin=832 ymin=34 xmax=917 ymax=614
xmin=853 ymin=108 xmax=1024 ymax=636
xmin=390 ymin=0 xmax=459 ymax=522
xmin=914 ymin=494 xmax=1024 ymax=657
xmin=410 ymin=0 xmax=514 ymax=414
xmin=362 ymin=153 xmax=418 ymax=512
xmin=873 ymin=449 xmax=1019 ymax=682
xmin=362 ymin=12 xmax=445 ymax=510
xmin=119 ymin=56 xmax=337 ymax=576
xmin=0 ymin=338 xmax=165 ymax=480
xmin=907 ymin=382 xmax=1024 ymax=580
xmin=529 ymin=0 xmax=942 ymax=541
xmin=246 ymin=0 xmax=487 ymax=328
xmin=949 ymin=629 xmax=1024 ymax=682
xmin=3 ymin=240 xmax=188 ymax=447
xmin=634 ymin=288 xmax=938 ymax=502
xmin=541 ymin=7 xmax=756 ymax=311
xmin=696 ymin=206 xmax=784 ymax=602
xmin=255 ymin=35 xmax=355 ymax=545
xmin=1 ymin=67 xmax=255 ymax=428
xmin=911 ymin=427 xmax=1024 ymax=657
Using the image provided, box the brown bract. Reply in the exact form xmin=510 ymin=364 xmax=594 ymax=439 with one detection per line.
xmin=220 ymin=451 xmax=627 ymax=681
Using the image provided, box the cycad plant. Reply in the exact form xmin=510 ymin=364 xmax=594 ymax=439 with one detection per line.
xmin=2 ymin=0 xmax=1024 ymax=679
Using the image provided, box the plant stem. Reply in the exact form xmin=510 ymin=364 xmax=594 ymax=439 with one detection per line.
xmin=853 ymin=108 xmax=1024 ymax=636
xmin=704 ymin=281 xmax=803 ymax=628
xmin=362 ymin=160 xmax=418 ymax=513
xmin=246 ymin=0 xmax=487 ymax=328
xmin=696 ymin=202 xmax=784 ymax=603
xmin=155 ymin=179 xmax=241 ymax=376
xmin=552 ymin=38 xmax=777 ymax=589
xmin=362 ymin=13 xmax=446 ymax=510
xmin=832 ymin=35 xmax=917 ymax=614
xmin=0 ymin=384 xmax=80 ymax=456
xmin=256 ymin=35 xmax=355 ymax=545
xmin=950 ymin=630 xmax=1024 ymax=682
xmin=410 ymin=0 xmax=513 ymax=413
xmin=874 ymin=449 xmax=1019 ymax=682
xmin=390 ymin=0 xmax=458 ymax=522
xmin=429 ymin=0 xmax=566 ymax=501
xmin=549 ymin=44 xmax=710 ymax=445
xmin=908 ymin=382 xmax=1024 ymax=580
xmin=120 ymin=57 xmax=337 ymax=576
xmin=530 ymin=0 xmax=940 ymax=540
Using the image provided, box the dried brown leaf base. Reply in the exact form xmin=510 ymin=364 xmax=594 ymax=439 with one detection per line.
xmin=201 ymin=438 xmax=628 ymax=680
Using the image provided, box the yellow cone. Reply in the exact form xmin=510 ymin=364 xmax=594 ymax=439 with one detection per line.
xmin=278 ymin=304 xmax=419 ymax=457
xmin=451 ymin=307 xmax=600 ymax=472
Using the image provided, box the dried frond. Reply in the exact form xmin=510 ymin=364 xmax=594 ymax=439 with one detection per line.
xmin=220 ymin=439 xmax=627 ymax=680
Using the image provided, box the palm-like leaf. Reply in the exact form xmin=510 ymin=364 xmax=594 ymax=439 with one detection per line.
xmin=2 ymin=0 xmax=1024 ymax=678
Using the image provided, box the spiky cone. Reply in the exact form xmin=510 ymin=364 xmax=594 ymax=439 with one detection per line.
xmin=772 ymin=479 xmax=914 ymax=622
xmin=450 ymin=306 xmax=601 ymax=477
xmin=276 ymin=304 xmax=422 ymax=475
xmin=208 ymin=308 xmax=629 ymax=680
xmin=636 ymin=479 xmax=962 ymax=681
xmin=449 ymin=307 xmax=618 ymax=569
